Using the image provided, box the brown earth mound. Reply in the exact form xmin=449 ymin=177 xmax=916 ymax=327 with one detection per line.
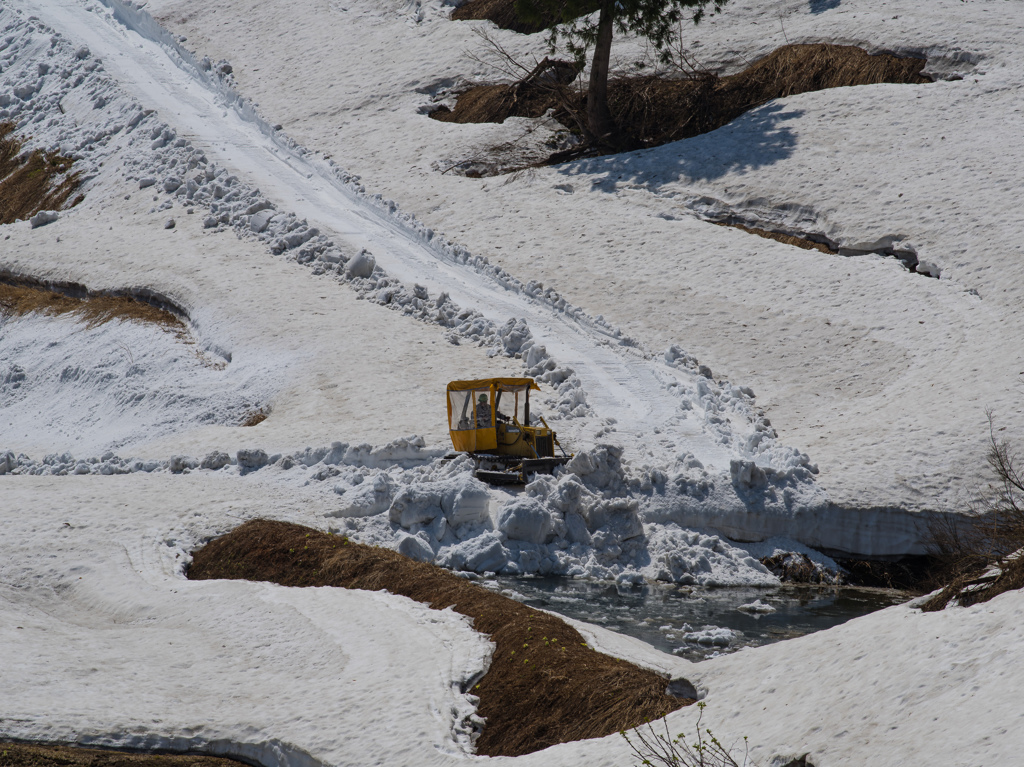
xmin=0 ymin=121 xmax=82 ymax=225
xmin=432 ymin=82 xmax=547 ymax=123
xmin=187 ymin=519 xmax=690 ymax=757
xmin=432 ymin=43 xmax=930 ymax=154
xmin=431 ymin=56 xmax=578 ymax=125
xmin=0 ymin=277 xmax=184 ymax=331
xmin=449 ymin=0 xmax=593 ymax=34
xmin=0 ymin=742 xmax=245 ymax=767
xmin=450 ymin=0 xmax=546 ymax=34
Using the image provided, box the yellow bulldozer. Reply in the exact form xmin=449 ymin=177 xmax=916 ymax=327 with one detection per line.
xmin=446 ymin=377 xmax=570 ymax=484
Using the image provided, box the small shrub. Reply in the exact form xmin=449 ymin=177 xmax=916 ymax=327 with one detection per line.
xmin=922 ymin=411 xmax=1024 ymax=610
xmin=622 ymin=702 xmax=752 ymax=767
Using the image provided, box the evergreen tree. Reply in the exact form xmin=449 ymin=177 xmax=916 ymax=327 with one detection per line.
xmin=515 ymin=0 xmax=728 ymax=147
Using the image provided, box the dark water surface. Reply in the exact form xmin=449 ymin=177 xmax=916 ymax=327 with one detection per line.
xmin=484 ymin=576 xmax=909 ymax=661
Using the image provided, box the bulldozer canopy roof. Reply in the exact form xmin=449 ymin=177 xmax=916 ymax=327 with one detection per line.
xmin=447 ymin=377 xmax=539 ymax=393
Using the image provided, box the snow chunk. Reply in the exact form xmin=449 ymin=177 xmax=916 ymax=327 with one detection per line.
xmin=236 ymin=448 xmax=269 ymax=471
xmin=446 ymin=532 xmax=508 ymax=574
xmin=168 ymin=455 xmax=198 ymax=473
xmin=396 ymin=532 xmax=435 ymax=562
xmin=497 ymin=495 xmax=556 ymax=545
xmin=737 ymin=599 xmax=776 ymax=614
xmin=250 ymin=209 xmax=273 ymax=233
xmin=332 ymin=473 xmax=393 ymax=518
xmin=388 ymin=474 xmax=490 ymax=529
xmin=29 ymin=210 xmax=59 ymax=228
xmin=346 ymin=249 xmax=375 ymax=278
xmin=683 ymin=626 xmax=736 ymax=647
xmin=200 ymin=451 xmax=232 ymax=470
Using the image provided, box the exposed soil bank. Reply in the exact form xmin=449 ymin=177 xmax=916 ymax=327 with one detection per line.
xmin=0 ymin=743 xmax=245 ymax=767
xmin=432 ymin=43 xmax=930 ymax=154
xmin=759 ymin=552 xmax=941 ymax=591
xmin=717 ymin=221 xmax=834 ymax=255
xmin=450 ymin=0 xmax=554 ymax=34
xmin=837 ymin=556 xmax=939 ymax=592
xmin=450 ymin=0 xmax=601 ymax=34
xmin=187 ymin=519 xmax=691 ymax=757
xmin=0 ymin=277 xmax=185 ymax=331
xmin=0 ymin=121 xmax=81 ymax=225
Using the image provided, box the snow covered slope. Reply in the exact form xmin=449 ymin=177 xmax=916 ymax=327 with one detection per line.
xmin=3 ymin=0 xmax=988 ymax=560
xmin=4 ymin=0 xmax=1024 ymax=764
xmin=6 ymin=452 xmax=1024 ymax=767
xmin=3 ymin=0 xmax=851 ymax=565
xmin=1 ymin=478 xmax=493 ymax=766
xmin=2 ymin=0 xmax=1016 ymax=564
xmin=134 ymin=0 xmax=1024 ymax=519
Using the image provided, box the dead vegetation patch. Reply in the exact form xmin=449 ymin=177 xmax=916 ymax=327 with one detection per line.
xmin=835 ymin=556 xmax=937 ymax=592
xmin=450 ymin=0 xmax=552 ymax=34
xmin=761 ymin=551 xmax=938 ymax=591
xmin=0 ymin=276 xmax=184 ymax=330
xmin=0 ymin=743 xmax=245 ymax=767
xmin=717 ymin=221 xmax=834 ymax=254
xmin=431 ymin=55 xmax=578 ymax=124
xmin=240 ymin=408 xmax=270 ymax=427
xmin=0 ymin=121 xmax=82 ymax=225
xmin=759 ymin=552 xmax=839 ymax=585
xmin=450 ymin=0 xmax=598 ymax=34
xmin=920 ymin=554 xmax=1024 ymax=612
xmin=920 ymin=415 xmax=1024 ymax=611
xmin=187 ymin=519 xmax=690 ymax=757
xmin=432 ymin=43 xmax=930 ymax=159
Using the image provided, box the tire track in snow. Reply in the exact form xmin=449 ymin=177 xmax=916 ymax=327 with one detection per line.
xmin=22 ymin=0 xmax=740 ymax=470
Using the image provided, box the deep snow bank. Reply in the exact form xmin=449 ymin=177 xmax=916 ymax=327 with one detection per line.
xmin=0 ymin=311 xmax=266 ymax=455
xmin=0 ymin=0 xmax=921 ymax=562
xmin=0 ymin=477 xmax=493 ymax=767
xmin=136 ymin=0 xmax=1024 ymax=523
xmin=0 ymin=436 xmax=856 ymax=581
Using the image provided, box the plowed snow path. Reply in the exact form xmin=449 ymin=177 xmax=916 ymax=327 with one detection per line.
xmin=22 ymin=0 xmax=742 ymax=470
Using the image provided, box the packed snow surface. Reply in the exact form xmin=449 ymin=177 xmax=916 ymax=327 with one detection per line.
xmin=4 ymin=0 xmax=1024 ymax=763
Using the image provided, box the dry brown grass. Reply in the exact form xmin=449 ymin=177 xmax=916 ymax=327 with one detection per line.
xmin=450 ymin=0 xmax=549 ymax=34
xmin=187 ymin=519 xmax=691 ymax=757
xmin=433 ymin=43 xmax=930 ymax=154
xmin=240 ymin=408 xmax=269 ymax=427
xmin=716 ymin=221 xmax=834 ymax=254
xmin=0 ymin=278 xmax=184 ymax=331
xmin=449 ymin=0 xmax=597 ymax=34
xmin=431 ymin=55 xmax=578 ymax=126
xmin=920 ymin=555 xmax=1024 ymax=612
xmin=0 ymin=742 xmax=245 ymax=767
xmin=920 ymin=415 xmax=1024 ymax=611
xmin=0 ymin=121 xmax=82 ymax=225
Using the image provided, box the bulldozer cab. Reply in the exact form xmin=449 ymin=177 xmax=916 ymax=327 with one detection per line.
xmin=447 ymin=378 xmax=534 ymax=452
xmin=447 ymin=377 xmax=568 ymax=483
xmin=447 ymin=377 xmax=556 ymax=453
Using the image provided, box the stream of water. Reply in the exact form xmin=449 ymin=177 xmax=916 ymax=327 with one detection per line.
xmin=484 ymin=576 xmax=908 ymax=661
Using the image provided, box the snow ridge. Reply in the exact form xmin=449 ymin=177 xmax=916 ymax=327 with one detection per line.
xmin=9 ymin=0 xmax=938 ymax=561
xmin=91 ymin=0 xmax=822 ymax=457
xmin=4 ymin=0 xmax=820 ymax=476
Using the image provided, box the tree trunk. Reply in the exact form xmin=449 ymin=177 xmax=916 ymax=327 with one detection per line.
xmin=586 ymin=0 xmax=616 ymax=146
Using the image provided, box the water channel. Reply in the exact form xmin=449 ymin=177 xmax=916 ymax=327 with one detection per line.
xmin=484 ymin=576 xmax=909 ymax=662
